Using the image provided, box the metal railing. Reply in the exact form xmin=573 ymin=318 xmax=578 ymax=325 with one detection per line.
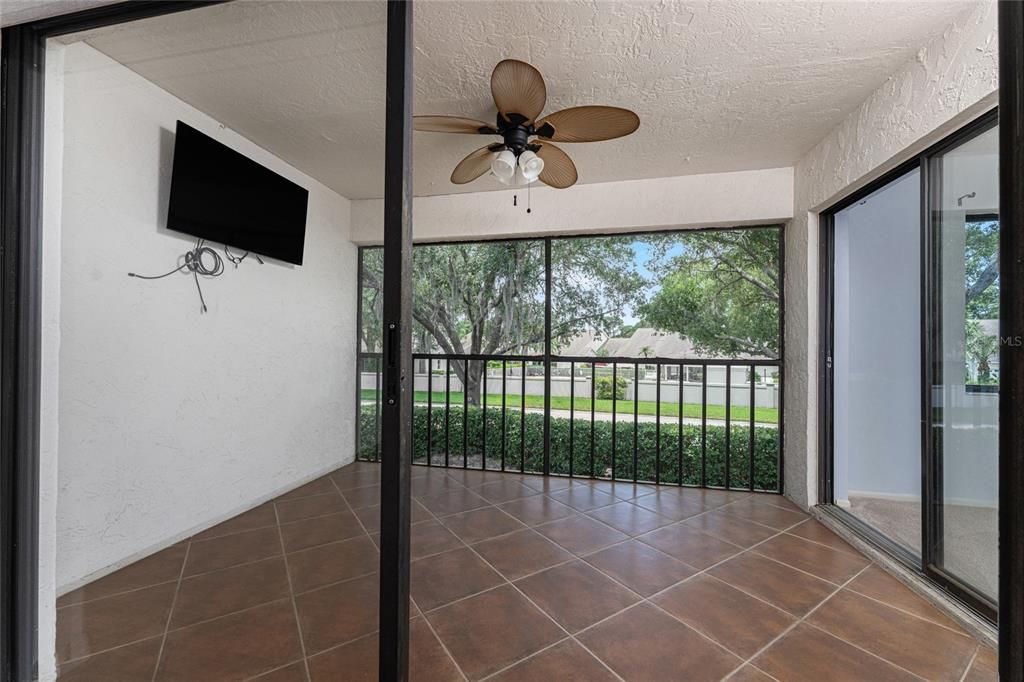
xmin=357 ymin=352 xmax=783 ymax=493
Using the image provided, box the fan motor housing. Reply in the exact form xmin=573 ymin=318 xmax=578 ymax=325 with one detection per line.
xmin=503 ymin=125 xmax=531 ymax=155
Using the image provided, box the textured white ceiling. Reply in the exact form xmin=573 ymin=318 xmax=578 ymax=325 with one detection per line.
xmin=0 ymin=0 xmax=121 ymax=27
xmin=68 ymin=0 xmax=977 ymax=199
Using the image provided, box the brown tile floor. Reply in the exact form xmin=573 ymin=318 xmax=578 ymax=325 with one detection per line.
xmin=56 ymin=462 xmax=997 ymax=681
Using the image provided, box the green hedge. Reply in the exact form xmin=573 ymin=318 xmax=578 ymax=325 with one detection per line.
xmin=359 ymin=405 xmax=779 ymax=491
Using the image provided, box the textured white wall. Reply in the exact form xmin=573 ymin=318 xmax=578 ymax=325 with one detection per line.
xmin=785 ymin=0 xmax=998 ymax=508
xmin=349 ymin=167 xmax=794 ymax=244
xmin=54 ymin=43 xmax=358 ymax=591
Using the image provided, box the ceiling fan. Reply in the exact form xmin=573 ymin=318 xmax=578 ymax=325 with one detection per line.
xmin=413 ymin=59 xmax=640 ymax=189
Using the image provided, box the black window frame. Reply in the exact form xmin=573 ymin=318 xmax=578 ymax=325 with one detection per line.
xmin=354 ymin=224 xmax=787 ymax=492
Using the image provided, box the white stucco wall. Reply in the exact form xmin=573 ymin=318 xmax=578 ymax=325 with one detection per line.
xmin=53 ymin=43 xmax=358 ymax=594
xmin=785 ymin=0 xmax=998 ymax=508
xmin=350 ymin=167 xmax=794 ymax=244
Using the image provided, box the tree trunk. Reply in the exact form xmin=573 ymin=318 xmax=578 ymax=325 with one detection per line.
xmin=452 ymin=360 xmax=484 ymax=407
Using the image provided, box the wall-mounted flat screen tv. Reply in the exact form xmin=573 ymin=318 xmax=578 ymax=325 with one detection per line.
xmin=167 ymin=120 xmax=309 ymax=265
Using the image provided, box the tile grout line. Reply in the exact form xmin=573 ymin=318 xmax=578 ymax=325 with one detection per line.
xmin=58 ymin=463 xmax=988 ymax=681
xmin=287 ymin=466 xmax=988 ymax=680
xmin=475 ymin=636 xmax=574 ymax=681
xmin=332 ymin=466 xmax=471 ymax=682
xmin=416 ymin=494 xmax=628 ymax=682
xmin=957 ymin=646 xmax=981 ymax=682
xmin=242 ymin=658 xmax=307 ymax=681
xmin=724 ymin=563 xmax=930 ymax=682
xmin=272 ymin=501 xmax=313 ymax=682
xmin=842 ymin=582 xmax=979 ymax=638
xmin=149 ymin=539 xmax=191 ymax=681
xmin=56 ymin=578 xmax=181 ymax=610
xmin=412 ymin=596 xmax=471 ymax=682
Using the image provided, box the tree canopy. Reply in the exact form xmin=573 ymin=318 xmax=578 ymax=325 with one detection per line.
xmin=360 ymin=227 xmax=782 ymax=405
xmin=361 ymin=237 xmax=643 ymax=403
xmin=639 ymin=228 xmax=780 ymax=359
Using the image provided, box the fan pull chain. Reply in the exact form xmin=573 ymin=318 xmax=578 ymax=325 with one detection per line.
xmin=511 ymin=186 xmax=533 ymax=214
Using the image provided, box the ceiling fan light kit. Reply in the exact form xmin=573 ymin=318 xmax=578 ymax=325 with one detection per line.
xmin=413 ymin=59 xmax=640 ymax=190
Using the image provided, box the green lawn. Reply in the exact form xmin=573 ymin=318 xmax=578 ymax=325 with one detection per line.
xmin=360 ymin=389 xmax=778 ymax=425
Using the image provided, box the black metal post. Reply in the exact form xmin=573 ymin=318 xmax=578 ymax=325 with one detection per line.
xmin=378 ymin=1 xmax=413 ymax=678
xmin=520 ymin=360 xmax=526 ymax=473
xmin=1 ymin=24 xmax=43 ymax=682
xmin=999 ymin=4 xmax=1024 ymax=678
xmin=374 ymin=359 xmax=382 ymax=460
xmin=725 ymin=367 xmax=732 ymax=489
xmin=354 ymin=249 xmax=365 ymax=458
xmin=749 ymin=366 xmax=756 ymax=490
xmin=611 ymin=363 xmax=618 ymax=480
xmin=543 ymin=238 xmax=552 ymax=475
xmin=655 ymin=363 xmax=661 ymax=484
xmin=701 ymin=367 xmax=708 ymax=487
xmin=445 ymin=359 xmax=451 ymax=468
xmin=590 ymin=363 xmax=596 ymax=478
xmin=482 ymin=362 xmax=487 ymax=470
xmin=569 ymin=361 xmax=575 ymax=477
xmin=633 ymin=362 xmax=639 ymax=482
xmin=463 ymin=359 xmax=469 ymax=468
xmin=678 ymin=364 xmax=684 ymax=486
xmin=426 ymin=360 xmax=433 ymax=467
xmin=501 ymin=359 xmax=507 ymax=471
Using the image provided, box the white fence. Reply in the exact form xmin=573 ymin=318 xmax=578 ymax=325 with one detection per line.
xmin=361 ymin=371 xmax=780 ymax=409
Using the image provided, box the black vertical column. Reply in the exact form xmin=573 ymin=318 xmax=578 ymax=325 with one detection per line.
xmin=0 ymin=24 xmax=44 ymax=682
xmin=543 ymin=238 xmax=552 ymax=475
xmin=378 ymin=1 xmax=414 ymax=680
xmin=999 ymin=3 xmax=1024 ymax=680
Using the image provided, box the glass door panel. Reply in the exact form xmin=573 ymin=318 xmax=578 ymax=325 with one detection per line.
xmin=929 ymin=122 xmax=1000 ymax=602
xmin=832 ymin=168 xmax=922 ymax=557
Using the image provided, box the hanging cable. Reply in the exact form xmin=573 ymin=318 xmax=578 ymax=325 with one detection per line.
xmin=128 ymin=238 xmax=249 ymax=313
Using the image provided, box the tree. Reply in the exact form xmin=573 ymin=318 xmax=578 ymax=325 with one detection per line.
xmin=965 ymin=218 xmax=999 ymax=319
xmin=361 ymin=237 xmax=644 ymax=405
xmin=966 ymin=320 xmax=999 ymax=384
xmin=639 ymin=228 xmax=780 ymax=359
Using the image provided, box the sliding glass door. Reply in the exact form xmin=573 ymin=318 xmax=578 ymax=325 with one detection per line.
xmin=927 ymin=121 xmax=1000 ymax=604
xmin=830 ymin=168 xmax=923 ymax=559
xmin=822 ymin=111 xmax=999 ymax=619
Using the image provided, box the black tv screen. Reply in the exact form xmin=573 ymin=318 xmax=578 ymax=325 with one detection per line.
xmin=167 ymin=121 xmax=309 ymax=265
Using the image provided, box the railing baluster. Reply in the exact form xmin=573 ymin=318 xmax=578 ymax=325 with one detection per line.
xmin=501 ymin=360 xmax=507 ymax=472
xmin=370 ymin=351 xmax=779 ymax=494
xmin=482 ymin=362 xmax=488 ymax=471
xmin=655 ymin=362 xmax=661 ymax=485
xmin=463 ymin=359 xmax=469 ymax=469
xmin=590 ymin=362 xmax=596 ymax=478
xmin=725 ymin=365 xmax=732 ymax=490
xmin=374 ymin=358 xmax=381 ymax=461
xmin=445 ymin=359 xmax=451 ymax=468
xmin=633 ymin=361 xmax=639 ymax=483
xmin=569 ymin=361 xmax=575 ymax=478
xmin=611 ymin=363 xmax=618 ymax=481
xmin=427 ymin=360 xmax=433 ymax=467
xmin=678 ymin=363 xmax=684 ymax=486
xmin=701 ymin=366 xmax=708 ymax=488
xmin=520 ymin=360 xmax=526 ymax=473
xmin=748 ymin=364 xmax=756 ymax=491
